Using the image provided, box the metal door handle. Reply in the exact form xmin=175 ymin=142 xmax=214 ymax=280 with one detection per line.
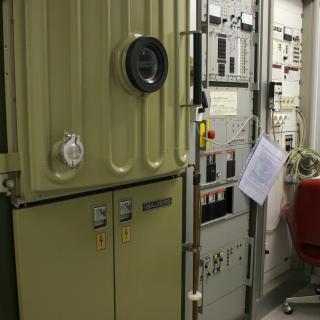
xmin=193 ymin=30 xmax=202 ymax=107
xmin=180 ymin=30 xmax=203 ymax=108
xmin=246 ymin=237 xmax=255 ymax=287
xmin=198 ymin=258 xmax=205 ymax=314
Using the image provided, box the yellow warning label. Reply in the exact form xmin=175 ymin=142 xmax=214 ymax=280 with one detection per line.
xmin=122 ymin=226 xmax=131 ymax=243
xmin=96 ymin=233 xmax=106 ymax=251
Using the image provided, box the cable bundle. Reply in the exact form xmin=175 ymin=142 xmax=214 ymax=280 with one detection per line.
xmin=285 ymin=108 xmax=320 ymax=181
xmin=286 ymin=148 xmax=320 ymax=180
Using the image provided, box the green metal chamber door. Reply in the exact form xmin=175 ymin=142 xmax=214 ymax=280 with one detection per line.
xmin=13 ymin=192 xmax=114 ymax=320
xmin=9 ymin=0 xmax=190 ymax=203
xmin=114 ymin=178 xmax=183 ymax=320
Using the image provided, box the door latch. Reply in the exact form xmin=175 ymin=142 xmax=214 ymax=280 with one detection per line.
xmin=59 ymin=132 xmax=84 ymax=169
xmin=0 ymin=152 xmax=20 ymax=194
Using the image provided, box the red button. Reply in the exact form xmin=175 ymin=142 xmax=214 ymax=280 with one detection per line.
xmin=207 ymin=130 xmax=216 ymax=140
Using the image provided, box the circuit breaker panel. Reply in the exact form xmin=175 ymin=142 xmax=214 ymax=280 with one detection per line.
xmin=265 ymin=0 xmax=303 ymax=286
xmin=192 ymin=1 xmax=258 ymax=319
xmin=269 ymin=0 xmax=303 ymax=152
xmin=198 ymin=215 xmax=251 ymax=320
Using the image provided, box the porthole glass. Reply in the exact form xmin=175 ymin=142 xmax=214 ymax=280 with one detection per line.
xmin=125 ymin=36 xmax=168 ymax=93
xmin=137 ymin=48 xmax=159 ymax=83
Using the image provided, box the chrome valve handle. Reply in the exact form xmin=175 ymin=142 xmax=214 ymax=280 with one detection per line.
xmin=59 ymin=133 xmax=84 ymax=169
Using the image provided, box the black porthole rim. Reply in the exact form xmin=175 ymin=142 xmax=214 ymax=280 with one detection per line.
xmin=125 ymin=36 xmax=168 ymax=93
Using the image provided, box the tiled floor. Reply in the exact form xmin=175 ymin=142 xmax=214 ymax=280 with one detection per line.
xmin=261 ymin=286 xmax=320 ymax=320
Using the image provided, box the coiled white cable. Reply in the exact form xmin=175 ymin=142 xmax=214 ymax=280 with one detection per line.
xmin=286 ymin=148 xmax=320 ymax=180
xmin=295 ymin=108 xmax=306 ymax=148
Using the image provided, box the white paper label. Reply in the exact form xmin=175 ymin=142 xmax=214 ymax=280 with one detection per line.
xmin=284 ymin=27 xmax=293 ymax=36
xmin=210 ymin=91 xmax=238 ymax=116
xmin=241 ymin=12 xmax=253 ymax=26
xmin=209 ymin=4 xmax=221 ymax=18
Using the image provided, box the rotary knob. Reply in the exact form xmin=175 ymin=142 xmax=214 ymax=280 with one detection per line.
xmin=59 ymin=133 xmax=84 ymax=169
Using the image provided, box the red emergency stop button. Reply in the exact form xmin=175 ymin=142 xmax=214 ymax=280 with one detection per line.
xmin=207 ymin=130 xmax=216 ymax=140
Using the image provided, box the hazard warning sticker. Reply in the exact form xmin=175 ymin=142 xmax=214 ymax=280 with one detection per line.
xmin=96 ymin=232 xmax=106 ymax=251
xmin=122 ymin=226 xmax=131 ymax=243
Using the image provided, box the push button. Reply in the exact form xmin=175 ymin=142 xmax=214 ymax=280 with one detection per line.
xmin=207 ymin=130 xmax=216 ymax=140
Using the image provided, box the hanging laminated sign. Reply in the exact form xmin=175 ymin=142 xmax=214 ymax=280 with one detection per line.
xmin=238 ymin=134 xmax=288 ymax=206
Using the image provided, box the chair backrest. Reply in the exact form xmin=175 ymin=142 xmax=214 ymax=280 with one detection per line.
xmin=285 ymin=179 xmax=320 ymax=265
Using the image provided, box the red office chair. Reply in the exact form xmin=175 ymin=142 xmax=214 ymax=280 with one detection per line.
xmin=282 ymin=179 xmax=320 ymax=314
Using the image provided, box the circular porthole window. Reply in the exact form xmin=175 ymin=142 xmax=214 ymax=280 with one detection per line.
xmin=125 ymin=36 xmax=168 ymax=93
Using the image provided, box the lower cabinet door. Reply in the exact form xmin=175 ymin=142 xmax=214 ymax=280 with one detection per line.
xmin=114 ymin=178 xmax=183 ymax=320
xmin=13 ymin=178 xmax=183 ymax=320
xmin=13 ymin=192 xmax=114 ymax=320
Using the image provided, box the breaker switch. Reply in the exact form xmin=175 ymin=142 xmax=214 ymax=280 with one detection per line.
xmin=227 ymin=150 xmax=236 ymax=179
xmin=206 ymin=154 xmax=217 ymax=183
xmin=201 ymin=195 xmax=210 ymax=223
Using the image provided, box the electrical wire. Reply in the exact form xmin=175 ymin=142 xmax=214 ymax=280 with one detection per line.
xmin=295 ymin=108 xmax=306 ymax=148
xmin=199 ymin=115 xmax=263 ymax=147
xmin=266 ymin=107 xmax=313 ymax=233
xmin=268 ymin=107 xmax=319 ymax=180
xmin=283 ymin=108 xmax=320 ymax=180
xmin=271 ymin=109 xmax=277 ymax=141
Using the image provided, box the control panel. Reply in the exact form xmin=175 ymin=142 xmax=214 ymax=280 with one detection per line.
xmin=202 ymin=0 xmax=256 ymax=83
xmin=264 ymin=0 xmax=303 ymax=289
xmin=199 ymin=237 xmax=250 ymax=311
xmin=199 ymin=145 xmax=251 ymax=186
xmin=187 ymin=1 xmax=259 ymax=319
xmin=269 ymin=2 xmax=303 ymax=150
xmin=201 ymin=188 xmax=231 ymax=223
xmin=201 ymin=184 xmax=249 ymax=224
xmin=200 ymin=239 xmax=247 ymax=279
xmin=199 ymin=113 xmax=251 ymax=225
xmin=198 ymin=0 xmax=256 ymax=227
